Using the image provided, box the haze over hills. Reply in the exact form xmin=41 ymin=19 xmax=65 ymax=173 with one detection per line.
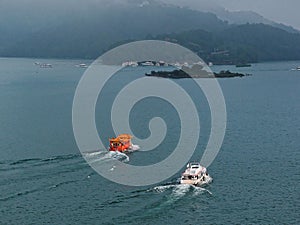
xmin=161 ymin=0 xmax=299 ymax=33
xmin=155 ymin=24 xmax=300 ymax=64
xmin=0 ymin=0 xmax=229 ymax=58
xmin=0 ymin=0 xmax=300 ymax=63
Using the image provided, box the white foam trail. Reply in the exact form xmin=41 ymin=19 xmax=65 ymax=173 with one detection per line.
xmin=149 ymin=184 xmax=190 ymax=209
xmin=172 ymin=184 xmax=190 ymax=198
xmin=152 ymin=182 xmax=212 ymax=196
xmin=156 ymin=184 xmax=191 ymax=207
xmin=83 ymin=151 xmax=103 ymax=157
xmin=149 ymin=183 xmax=211 ymax=214
xmin=131 ymin=144 xmax=140 ymax=151
xmin=192 ymin=186 xmax=212 ymax=196
xmin=205 ymin=175 xmax=213 ymax=184
xmin=108 ymin=151 xmax=130 ymax=162
xmin=84 ymin=150 xmax=130 ymax=164
xmin=152 ymin=184 xmax=177 ymax=193
xmin=152 ymin=184 xmax=191 ymax=198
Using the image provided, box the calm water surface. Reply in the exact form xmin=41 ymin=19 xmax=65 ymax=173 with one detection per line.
xmin=0 ymin=58 xmax=299 ymax=224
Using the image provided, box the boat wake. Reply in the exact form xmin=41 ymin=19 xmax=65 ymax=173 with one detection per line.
xmin=81 ymin=179 xmax=212 ymax=224
xmin=83 ymin=150 xmax=130 ymax=165
xmin=106 ymin=151 xmax=129 ymax=162
xmin=0 ymin=153 xmax=90 ymax=203
xmin=82 ymin=143 xmax=140 ymax=164
xmin=130 ymin=144 xmax=140 ymax=151
xmin=153 ymin=183 xmax=212 ymax=197
xmin=135 ymin=183 xmax=213 ymax=215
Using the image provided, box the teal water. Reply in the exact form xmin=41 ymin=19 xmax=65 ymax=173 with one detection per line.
xmin=0 ymin=58 xmax=299 ymax=224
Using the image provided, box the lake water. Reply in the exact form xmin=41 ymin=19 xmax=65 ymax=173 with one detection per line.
xmin=0 ymin=58 xmax=299 ymax=224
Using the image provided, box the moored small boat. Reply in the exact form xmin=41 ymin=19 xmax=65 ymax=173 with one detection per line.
xmin=76 ymin=63 xmax=88 ymax=68
xmin=140 ymin=61 xmax=154 ymax=66
xmin=291 ymin=66 xmax=300 ymax=71
xmin=39 ymin=63 xmax=53 ymax=68
xmin=122 ymin=61 xmax=138 ymax=67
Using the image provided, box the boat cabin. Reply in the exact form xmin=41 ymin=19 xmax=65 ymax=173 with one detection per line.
xmin=109 ymin=134 xmax=132 ymax=152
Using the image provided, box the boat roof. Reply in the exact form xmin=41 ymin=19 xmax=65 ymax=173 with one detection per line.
xmin=117 ymin=134 xmax=132 ymax=139
xmin=109 ymin=134 xmax=132 ymax=142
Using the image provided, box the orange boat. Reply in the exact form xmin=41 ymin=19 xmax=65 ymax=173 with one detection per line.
xmin=109 ymin=134 xmax=133 ymax=152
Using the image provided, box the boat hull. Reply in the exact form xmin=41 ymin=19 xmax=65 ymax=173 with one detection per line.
xmin=109 ymin=146 xmax=131 ymax=153
xmin=180 ymin=174 xmax=212 ymax=186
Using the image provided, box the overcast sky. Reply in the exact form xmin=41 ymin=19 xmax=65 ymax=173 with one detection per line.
xmin=214 ymin=0 xmax=300 ymax=29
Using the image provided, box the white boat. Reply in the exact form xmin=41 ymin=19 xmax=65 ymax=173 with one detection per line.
xmin=159 ymin=61 xmax=169 ymax=66
xmin=140 ymin=61 xmax=154 ymax=66
xmin=180 ymin=162 xmax=212 ymax=186
xmin=76 ymin=63 xmax=88 ymax=68
xmin=39 ymin=63 xmax=52 ymax=68
xmin=122 ymin=61 xmax=138 ymax=67
xmin=183 ymin=62 xmax=189 ymax=67
xmin=291 ymin=66 xmax=300 ymax=71
xmin=173 ymin=62 xmax=182 ymax=68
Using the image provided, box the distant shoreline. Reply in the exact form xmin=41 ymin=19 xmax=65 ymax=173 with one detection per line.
xmin=0 ymin=56 xmax=299 ymax=68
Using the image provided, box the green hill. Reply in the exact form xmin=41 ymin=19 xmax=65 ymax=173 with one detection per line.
xmin=156 ymin=24 xmax=300 ymax=64
xmin=0 ymin=0 xmax=300 ymax=63
xmin=0 ymin=0 xmax=228 ymax=59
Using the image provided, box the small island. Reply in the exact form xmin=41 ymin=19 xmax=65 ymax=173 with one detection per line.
xmin=146 ymin=69 xmax=248 ymax=79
